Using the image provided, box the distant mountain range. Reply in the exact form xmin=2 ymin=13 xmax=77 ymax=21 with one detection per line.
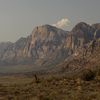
xmin=0 ymin=22 xmax=100 ymax=70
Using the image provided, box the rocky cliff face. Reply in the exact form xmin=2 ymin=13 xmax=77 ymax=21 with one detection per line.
xmin=0 ymin=37 xmax=32 ymax=65
xmin=29 ymin=25 xmax=69 ymax=59
xmin=0 ymin=25 xmax=70 ymax=66
xmin=71 ymin=22 xmax=100 ymax=49
xmin=0 ymin=22 xmax=99 ymax=67
xmin=26 ymin=25 xmax=72 ymax=66
xmin=92 ymin=23 xmax=100 ymax=39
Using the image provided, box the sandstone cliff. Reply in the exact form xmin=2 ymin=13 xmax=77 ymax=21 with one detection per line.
xmin=0 ymin=22 xmax=99 ymax=68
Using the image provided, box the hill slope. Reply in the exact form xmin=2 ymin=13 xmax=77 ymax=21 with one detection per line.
xmin=0 ymin=22 xmax=99 ymax=73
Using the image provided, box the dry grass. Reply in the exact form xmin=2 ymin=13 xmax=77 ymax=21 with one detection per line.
xmin=0 ymin=71 xmax=100 ymax=100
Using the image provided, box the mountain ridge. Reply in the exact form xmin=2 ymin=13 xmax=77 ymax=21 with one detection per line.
xmin=0 ymin=22 xmax=99 ymax=73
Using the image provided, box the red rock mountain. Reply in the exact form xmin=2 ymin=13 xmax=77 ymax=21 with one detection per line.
xmin=0 ymin=23 xmax=99 ymax=67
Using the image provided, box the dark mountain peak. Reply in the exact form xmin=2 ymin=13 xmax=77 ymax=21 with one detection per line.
xmin=72 ymin=22 xmax=95 ymax=42
xmin=92 ymin=23 xmax=100 ymax=30
xmin=76 ymin=22 xmax=89 ymax=26
xmin=72 ymin=22 xmax=91 ymax=32
xmin=73 ymin=22 xmax=100 ymax=33
xmin=91 ymin=23 xmax=100 ymax=39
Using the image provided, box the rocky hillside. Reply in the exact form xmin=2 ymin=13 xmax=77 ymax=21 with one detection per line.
xmin=0 ymin=22 xmax=99 ymax=69
xmin=54 ymin=39 xmax=100 ymax=75
xmin=0 ymin=25 xmax=70 ymax=66
xmin=71 ymin=22 xmax=100 ymax=50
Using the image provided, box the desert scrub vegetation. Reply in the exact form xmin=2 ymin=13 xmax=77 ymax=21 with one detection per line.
xmin=0 ymin=70 xmax=99 ymax=100
xmin=80 ymin=68 xmax=96 ymax=81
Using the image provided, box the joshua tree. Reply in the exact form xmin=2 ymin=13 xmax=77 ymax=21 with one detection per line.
xmin=34 ymin=74 xmax=40 ymax=83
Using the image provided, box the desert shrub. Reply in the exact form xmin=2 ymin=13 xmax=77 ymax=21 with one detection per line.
xmin=80 ymin=69 xmax=96 ymax=81
xmin=38 ymin=94 xmax=52 ymax=100
xmin=97 ymin=68 xmax=100 ymax=76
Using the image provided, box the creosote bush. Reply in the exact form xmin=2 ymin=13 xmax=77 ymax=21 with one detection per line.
xmin=97 ymin=68 xmax=100 ymax=76
xmin=80 ymin=69 xmax=96 ymax=81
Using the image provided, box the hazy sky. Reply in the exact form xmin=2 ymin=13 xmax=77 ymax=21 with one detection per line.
xmin=0 ymin=0 xmax=100 ymax=42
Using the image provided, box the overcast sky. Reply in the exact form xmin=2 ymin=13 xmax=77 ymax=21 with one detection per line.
xmin=0 ymin=0 xmax=100 ymax=42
